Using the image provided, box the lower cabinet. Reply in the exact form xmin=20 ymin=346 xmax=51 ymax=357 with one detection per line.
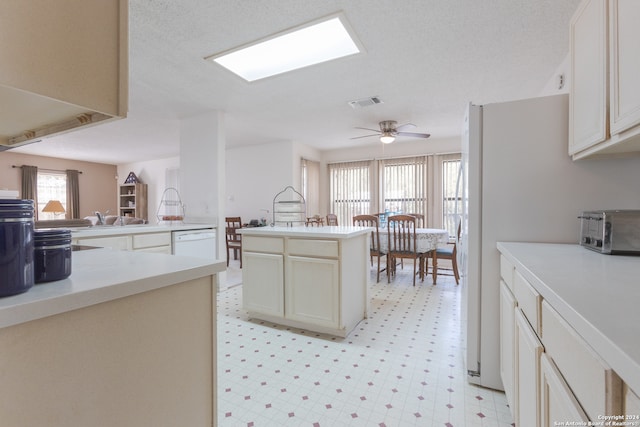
xmin=514 ymin=308 xmax=543 ymax=427
xmin=286 ymin=255 xmax=339 ymax=328
xmin=540 ymin=353 xmax=589 ymax=425
xmin=499 ymin=253 xmax=628 ymax=426
xmin=242 ymin=251 xmax=284 ymax=317
xmin=132 ymin=232 xmax=171 ymax=254
xmin=499 ymin=280 xmax=516 ymax=414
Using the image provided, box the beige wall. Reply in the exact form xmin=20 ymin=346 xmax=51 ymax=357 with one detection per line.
xmin=0 ymin=151 xmax=117 ymax=218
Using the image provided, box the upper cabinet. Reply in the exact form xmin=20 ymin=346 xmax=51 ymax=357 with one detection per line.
xmin=0 ymin=0 xmax=128 ymax=150
xmin=569 ymin=0 xmax=640 ymax=159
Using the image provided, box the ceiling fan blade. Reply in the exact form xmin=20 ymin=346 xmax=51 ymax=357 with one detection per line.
xmin=397 ymin=131 xmax=431 ymax=138
xmin=350 ymin=133 xmax=380 ymax=140
xmin=395 ymin=123 xmax=416 ymax=132
xmin=354 ymin=126 xmax=381 ymax=133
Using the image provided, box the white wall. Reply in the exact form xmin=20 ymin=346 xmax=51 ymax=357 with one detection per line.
xmin=539 ymin=52 xmax=571 ymax=96
xmin=117 ymin=156 xmax=179 ymax=224
xmin=225 ymin=140 xmax=294 ymax=223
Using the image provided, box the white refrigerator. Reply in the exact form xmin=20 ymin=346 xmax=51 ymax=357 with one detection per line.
xmin=459 ymin=94 xmax=640 ymax=390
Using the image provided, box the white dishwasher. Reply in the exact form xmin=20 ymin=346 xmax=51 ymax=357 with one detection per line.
xmin=172 ymin=229 xmax=217 ymax=260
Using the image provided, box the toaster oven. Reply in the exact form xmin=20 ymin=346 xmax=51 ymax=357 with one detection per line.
xmin=579 ymin=210 xmax=640 ymax=254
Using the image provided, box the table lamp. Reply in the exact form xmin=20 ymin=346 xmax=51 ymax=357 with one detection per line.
xmin=42 ymin=200 xmax=66 ymax=218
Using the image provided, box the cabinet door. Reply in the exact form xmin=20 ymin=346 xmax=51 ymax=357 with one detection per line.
xmin=569 ymin=0 xmax=609 ymax=154
xmin=500 ymin=281 xmax=517 ymax=416
xmin=242 ymin=252 xmax=284 ymax=317
xmin=515 ymin=308 xmax=543 ymax=427
xmin=540 ymin=353 xmax=589 ymax=425
xmin=285 ymin=256 xmax=339 ymax=328
xmin=610 ymin=0 xmax=640 ymax=135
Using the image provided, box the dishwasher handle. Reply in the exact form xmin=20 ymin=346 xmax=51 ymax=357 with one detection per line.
xmin=173 ymin=231 xmax=216 ymax=242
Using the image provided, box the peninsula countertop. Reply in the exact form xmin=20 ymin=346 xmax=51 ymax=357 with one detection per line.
xmin=237 ymin=225 xmax=372 ymax=238
xmin=0 ymin=248 xmax=226 ymax=329
xmin=70 ymin=223 xmax=215 ymax=239
xmin=497 ymin=242 xmax=640 ymax=394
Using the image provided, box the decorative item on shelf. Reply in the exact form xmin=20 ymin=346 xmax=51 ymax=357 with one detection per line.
xmin=124 ymin=171 xmax=140 ymax=184
xmin=156 ymin=187 xmax=185 ymax=224
xmin=272 ymin=185 xmax=306 ymax=227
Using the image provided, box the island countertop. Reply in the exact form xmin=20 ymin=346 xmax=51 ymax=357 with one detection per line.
xmin=69 ymin=223 xmax=215 ymax=238
xmin=237 ymin=225 xmax=372 ymax=239
xmin=0 ymin=249 xmax=226 ymax=329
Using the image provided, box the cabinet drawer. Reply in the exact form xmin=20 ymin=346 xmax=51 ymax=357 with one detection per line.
xmin=288 ymin=239 xmax=338 ymax=258
xmin=514 ymin=270 xmax=541 ymax=335
xmin=76 ymin=235 xmax=131 ymax=251
xmin=542 ymin=301 xmax=623 ymax=419
xmin=500 ymin=255 xmax=515 ymax=292
xmin=133 ymin=232 xmax=171 ymax=249
xmin=243 ymin=236 xmax=284 ymax=253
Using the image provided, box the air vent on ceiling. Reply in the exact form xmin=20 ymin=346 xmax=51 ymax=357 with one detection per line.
xmin=348 ymin=96 xmax=383 ymax=109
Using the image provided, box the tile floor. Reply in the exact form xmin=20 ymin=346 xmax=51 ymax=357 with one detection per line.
xmin=217 ymin=260 xmax=513 ymax=426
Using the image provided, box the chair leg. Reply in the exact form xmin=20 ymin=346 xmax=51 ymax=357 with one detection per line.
xmin=412 ymin=257 xmax=417 ymax=287
xmin=452 ymin=256 xmax=459 ymax=284
xmin=239 ymin=247 xmax=242 ymax=268
xmin=375 ymin=255 xmax=380 ymax=283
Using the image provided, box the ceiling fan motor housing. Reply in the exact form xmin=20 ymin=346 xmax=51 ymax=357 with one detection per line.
xmin=379 ymin=120 xmax=398 ymax=134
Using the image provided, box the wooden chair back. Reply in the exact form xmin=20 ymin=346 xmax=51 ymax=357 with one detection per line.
xmin=387 ymin=215 xmax=418 ymax=254
xmin=406 ymin=213 xmax=425 ymax=228
xmin=326 ymin=213 xmax=338 ymax=226
xmin=353 ymin=214 xmax=381 ymax=253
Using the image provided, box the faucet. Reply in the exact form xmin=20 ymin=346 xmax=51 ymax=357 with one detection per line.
xmin=94 ymin=210 xmax=109 ymax=225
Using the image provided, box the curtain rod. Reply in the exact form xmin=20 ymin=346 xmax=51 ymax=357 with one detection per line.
xmin=12 ymin=165 xmax=83 ymax=174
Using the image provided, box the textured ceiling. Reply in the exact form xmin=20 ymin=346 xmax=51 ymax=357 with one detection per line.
xmin=14 ymin=0 xmax=581 ymax=164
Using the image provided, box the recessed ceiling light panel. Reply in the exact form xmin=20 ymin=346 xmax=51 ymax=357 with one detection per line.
xmin=206 ymin=13 xmax=363 ymax=82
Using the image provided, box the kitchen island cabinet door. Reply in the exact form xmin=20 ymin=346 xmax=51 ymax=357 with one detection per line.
xmin=242 ymin=252 xmax=284 ymax=317
xmin=285 ymin=256 xmax=340 ymax=329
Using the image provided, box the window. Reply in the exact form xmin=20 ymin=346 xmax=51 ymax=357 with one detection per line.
xmin=328 ymin=154 xmax=461 ymax=230
xmin=328 ymin=161 xmax=371 ymax=223
xmin=380 ymin=157 xmax=426 ymax=217
xmin=442 ymin=159 xmax=462 ymax=237
xmin=37 ymin=171 xmax=67 ymax=219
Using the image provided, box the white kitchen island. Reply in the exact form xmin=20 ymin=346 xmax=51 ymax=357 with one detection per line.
xmin=0 ymin=248 xmax=225 ymax=427
xmin=238 ymin=226 xmax=372 ymax=337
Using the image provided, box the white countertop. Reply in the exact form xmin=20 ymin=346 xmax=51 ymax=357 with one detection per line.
xmin=237 ymin=225 xmax=372 ymax=238
xmin=497 ymin=242 xmax=640 ymax=393
xmin=70 ymin=223 xmax=215 ymax=238
xmin=0 ymin=249 xmax=226 ymax=329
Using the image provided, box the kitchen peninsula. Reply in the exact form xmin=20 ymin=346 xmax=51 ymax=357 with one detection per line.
xmin=0 ymin=248 xmax=225 ymax=426
xmin=238 ymin=226 xmax=371 ymax=337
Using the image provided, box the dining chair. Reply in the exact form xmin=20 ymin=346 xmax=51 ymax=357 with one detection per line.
xmin=387 ymin=214 xmax=424 ymax=286
xmin=225 ymin=216 xmax=243 ymax=268
xmin=430 ymin=220 xmax=460 ymax=284
xmin=353 ymin=214 xmax=387 ymax=283
xmin=406 ymin=213 xmax=425 ymax=228
xmin=326 ymin=213 xmax=338 ymax=226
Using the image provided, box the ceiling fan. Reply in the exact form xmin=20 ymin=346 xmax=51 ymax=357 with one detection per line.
xmin=351 ymin=120 xmax=431 ymax=144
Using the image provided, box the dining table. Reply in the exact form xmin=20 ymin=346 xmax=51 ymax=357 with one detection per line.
xmin=378 ymin=227 xmax=450 ymax=284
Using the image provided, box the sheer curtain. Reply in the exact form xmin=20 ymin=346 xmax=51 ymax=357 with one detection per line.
xmin=301 ymin=159 xmax=320 ymax=216
xmin=21 ymin=165 xmax=38 ymax=218
xmin=66 ymin=169 xmax=80 ymax=219
xmin=328 ymin=161 xmax=372 ymax=225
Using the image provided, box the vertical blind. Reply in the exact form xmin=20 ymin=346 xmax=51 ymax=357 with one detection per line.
xmin=328 ymin=154 xmax=461 ymax=231
xmin=380 ymin=156 xmax=427 ymax=219
xmin=328 ymin=161 xmax=372 ymax=224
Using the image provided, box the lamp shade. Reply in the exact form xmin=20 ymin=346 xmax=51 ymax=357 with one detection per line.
xmin=42 ymin=200 xmax=65 ymax=214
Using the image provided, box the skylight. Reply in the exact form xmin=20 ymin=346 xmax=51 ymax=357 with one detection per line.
xmin=206 ymin=14 xmax=361 ymax=82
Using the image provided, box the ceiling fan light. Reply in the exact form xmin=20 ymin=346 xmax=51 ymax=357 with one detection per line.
xmin=380 ymin=134 xmax=395 ymax=144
